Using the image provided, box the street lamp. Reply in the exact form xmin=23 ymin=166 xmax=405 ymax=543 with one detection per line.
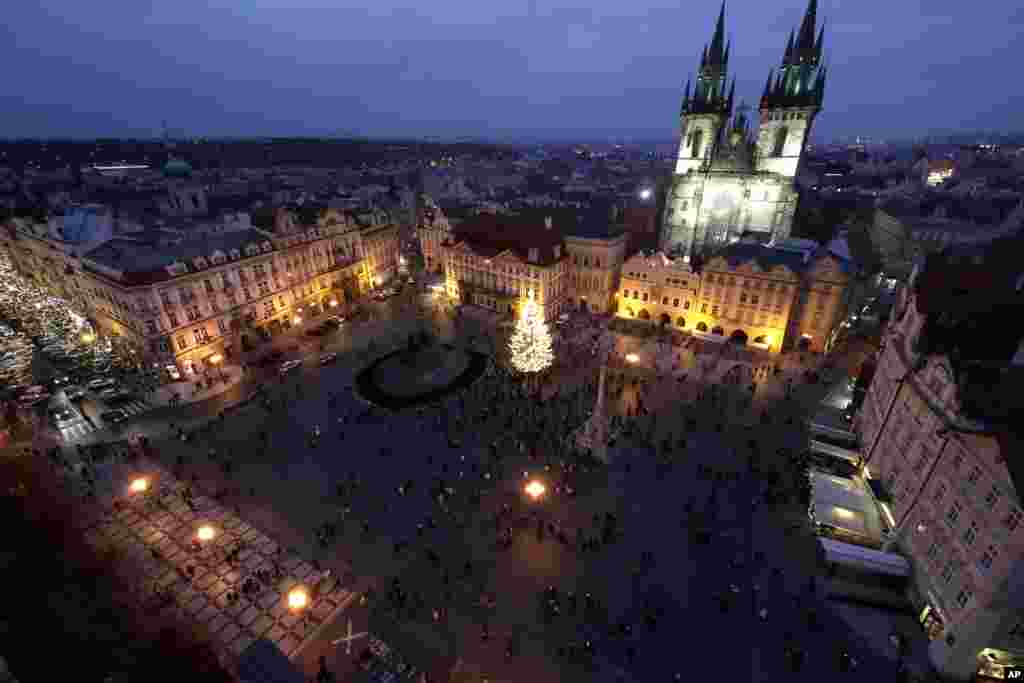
xmin=293 ymin=315 xmax=302 ymax=325
xmin=524 ymin=480 xmax=546 ymax=501
xmin=329 ymin=299 xmax=338 ymax=308
xmin=625 ymin=353 xmax=639 ymax=364
xmin=209 ymin=353 xmax=225 ymax=381
xmin=288 ymin=586 xmax=309 ymax=611
xmin=196 ymin=525 xmax=216 ymax=542
xmin=639 ymin=188 xmax=653 ymax=201
xmin=129 ymin=477 xmax=149 ymax=494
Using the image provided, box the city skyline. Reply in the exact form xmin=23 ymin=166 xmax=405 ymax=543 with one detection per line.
xmin=2 ymin=1 xmax=1022 ymax=142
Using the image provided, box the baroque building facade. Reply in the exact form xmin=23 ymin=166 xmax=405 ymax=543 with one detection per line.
xmin=661 ymin=0 xmax=827 ymax=260
xmin=614 ymin=239 xmax=850 ymax=353
xmin=854 ymin=237 xmax=1024 ymax=681
xmin=2 ymin=207 xmax=399 ymax=378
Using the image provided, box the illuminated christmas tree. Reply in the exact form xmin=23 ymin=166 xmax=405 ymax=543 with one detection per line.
xmin=508 ymin=289 xmax=554 ymax=375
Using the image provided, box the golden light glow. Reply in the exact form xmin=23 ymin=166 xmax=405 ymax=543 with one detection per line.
xmin=524 ymin=480 xmax=546 ymax=500
xmin=625 ymin=353 xmax=639 ymax=364
xmin=196 ymin=525 xmax=216 ymax=542
xmin=329 ymin=299 xmax=338 ymax=307
xmin=129 ymin=477 xmax=149 ymax=494
xmin=287 ymin=587 xmax=309 ymax=611
xmin=209 ymin=354 xmax=223 ymax=365
xmin=833 ymin=507 xmax=855 ymax=520
xmin=81 ymin=332 xmax=96 ymax=344
xmin=293 ymin=315 xmax=303 ymax=325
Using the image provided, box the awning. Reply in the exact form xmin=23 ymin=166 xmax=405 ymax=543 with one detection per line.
xmin=819 ymin=537 xmax=910 ymax=577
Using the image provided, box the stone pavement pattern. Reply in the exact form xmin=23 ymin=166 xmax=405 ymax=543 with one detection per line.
xmin=79 ymin=461 xmax=353 ymax=675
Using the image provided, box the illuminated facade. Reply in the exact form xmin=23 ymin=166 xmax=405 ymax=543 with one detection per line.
xmin=855 ymin=241 xmax=1024 ymax=681
xmin=661 ymin=0 xmax=827 ymax=259
xmin=416 ymin=194 xmax=451 ymax=274
xmin=614 ymin=240 xmax=850 ymax=353
xmin=439 ymin=213 xmax=571 ymax=321
xmin=2 ymin=208 xmax=398 ymax=377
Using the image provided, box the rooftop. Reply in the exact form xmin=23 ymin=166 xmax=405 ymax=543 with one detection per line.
xmin=449 ymin=211 xmax=567 ymax=265
xmin=83 ymin=228 xmax=270 ymax=285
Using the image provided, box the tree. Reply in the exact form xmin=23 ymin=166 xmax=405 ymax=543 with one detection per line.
xmin=508 ymin=290 xmax=554 ymax=375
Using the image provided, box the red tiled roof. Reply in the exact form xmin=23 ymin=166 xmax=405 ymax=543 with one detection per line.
xmin=450 ymin=212 xmax=566 ymax=265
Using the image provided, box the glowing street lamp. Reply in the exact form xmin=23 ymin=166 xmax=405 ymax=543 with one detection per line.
xmin=292 ymin=315 xmax=303 ymax=325
xmin=329 ymin=299 xmax=338 ymax=308
xmin=524 ymin=480 xmax=546 ymax=501
xmin=129 ymin=477 xmax=149 ymax=494
xmin=625 ymin=353 xmax=639 ymax=364
xmin=196 ymin=525 xmax=216 ymax=542
xmin=81 ymin=332 xmax=96 ymax=344
xmin=639 ymin=188 xmax=653 ymax=201
xmin=288 ymin=586 xmax=309 ymax=611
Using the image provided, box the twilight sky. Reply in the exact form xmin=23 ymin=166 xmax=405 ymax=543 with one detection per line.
xmin=1 ymin=0 xmax=1021 ymax=142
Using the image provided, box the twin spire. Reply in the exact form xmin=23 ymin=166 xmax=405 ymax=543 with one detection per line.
xmin=682 ymin=1 xmax=826 ymax=118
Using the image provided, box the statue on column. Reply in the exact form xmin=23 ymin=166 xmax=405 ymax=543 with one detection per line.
xmin=574 ymin=325 xmax=618 ymax=463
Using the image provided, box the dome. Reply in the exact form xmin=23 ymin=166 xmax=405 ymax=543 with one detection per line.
xmin=163 ymin=158 xmax=192 ymax=178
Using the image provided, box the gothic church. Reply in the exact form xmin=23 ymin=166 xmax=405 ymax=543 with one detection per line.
xmin=660 ymin=0 xmax=828 ymax=261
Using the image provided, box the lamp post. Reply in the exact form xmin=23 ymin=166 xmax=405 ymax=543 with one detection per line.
xmin=287 ymin=586 xmax=312 ymax=631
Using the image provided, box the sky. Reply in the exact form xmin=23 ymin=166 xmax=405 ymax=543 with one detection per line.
xmin=1 ymin=0 xmax=1022 ymax=142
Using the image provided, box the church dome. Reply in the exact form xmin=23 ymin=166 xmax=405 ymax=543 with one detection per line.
xmin=163 ymin=158 xmax=192 ymax=178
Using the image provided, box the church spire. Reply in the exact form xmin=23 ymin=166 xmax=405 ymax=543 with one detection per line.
xmin=708 ymin=2 xmax=727 ymax=65
xmin=796 ymin=0 xmax=818 ymax=52
xmin=783 ymin=30 xmax=795 ymax=65
xmin=680 ymin=79 xmax=691 ymax=115
xmin=814 ymin=21 xmax=825 ymax=59
xmin=762 ymin=70 xmax=774 ymax=100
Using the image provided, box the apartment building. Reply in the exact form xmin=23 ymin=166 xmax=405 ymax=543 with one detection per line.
xmin=440 ymin=213 xmax=571 ymax=321
xmin=855 ymin=235 xmax=1024 ymax=680
xmin=614 ymin=240 xmax=851 ymax=353
xmin=3 ymin=207 xmax=399 ymax=378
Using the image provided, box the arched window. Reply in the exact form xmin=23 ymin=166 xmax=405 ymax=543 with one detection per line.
xmin=772 ymin=127 xmax=788 ymax=157
xmin=691 ymin=129 xmax=704 ymax=158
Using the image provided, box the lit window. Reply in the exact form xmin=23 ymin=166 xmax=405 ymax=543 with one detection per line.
xmin=940 ymin=561 xmax=956 ymax=583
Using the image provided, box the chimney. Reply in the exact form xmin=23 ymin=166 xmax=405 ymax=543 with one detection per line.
xmin=544 ymin=216 xmax=552 ymax=230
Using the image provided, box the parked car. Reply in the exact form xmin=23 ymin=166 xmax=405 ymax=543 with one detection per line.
xmin=319 ymin=352 xmax=338 ymax=366
xmin=64 ymin=386 xmax=86 ymax=401
xmin=279 ymin=360 xmax=303 ymax=375
xmin=98 ymin=386 xmax=121 ymax=400
xmin=87 ymin=377 xmax=116 ymax=391
xmin=19 ymin=393 xmax=50 ymax=407
xmin=50 ymin=407 xmax=75 ymax=425
xmin=100 ymin=409 xmax=127 ymax=424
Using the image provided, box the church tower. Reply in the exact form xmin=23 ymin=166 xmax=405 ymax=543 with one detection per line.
xmin=674 ymin=2 xmax=734 ymax=176
xmin=755 ymin=0 xmax=826 ymax=178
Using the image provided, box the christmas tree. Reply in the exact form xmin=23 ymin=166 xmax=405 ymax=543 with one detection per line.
xmin=508 ymin=289 xmax=554 ymax=375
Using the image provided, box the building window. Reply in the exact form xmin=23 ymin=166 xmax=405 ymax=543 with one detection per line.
xmin=984 ymin=486 xmax=1003 ymax=510
xmin=193 ymin=328 xmax=208 ymax=345
xmin=940 ymin=561 xmax=956 ymax=584
xmin=1005 ymin=508 xmax=1023 ymax=532
xmin=217 ymin=318 xmax=229 ymax=335
xmin=264 ymin=301 xmax=276 ymax=318
xmin=740 ymin=293 xmax=748 ymax=304
xmin=642 ymin=293 xmax=648 ymax=302
xmin=945 ymin=501 xmax=962 ymax=528
xmin=145 ymin=320 xmax=157 ymax=334
xmin=673 ymin=298 xmax=680 ymax=307
xmin=955 ymin=589 xmax=972 ymax=610
xmin=168 ymin=311 xmax=179 ymax=327
xmin=962 ymin=521 xmax=979 ymax=547
xmin=926 ymin=542 xmax=941 ymax=561
xmin=701 ymin=303 xmax=707 ymax=314
xmin=952 ymin=453 xmax=964 ymax=471
xmin=966 ymin=467 xmax=982 ymax=487
xmin=663 ymin=297 xmax=669 ymax=305
xmin=177 ymin=335 xmax=188 ymax=351
xmin=751 ymin=295 xmax=759 ymax=305
xmin=978 ymin=545 xmax=998 ymax=574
